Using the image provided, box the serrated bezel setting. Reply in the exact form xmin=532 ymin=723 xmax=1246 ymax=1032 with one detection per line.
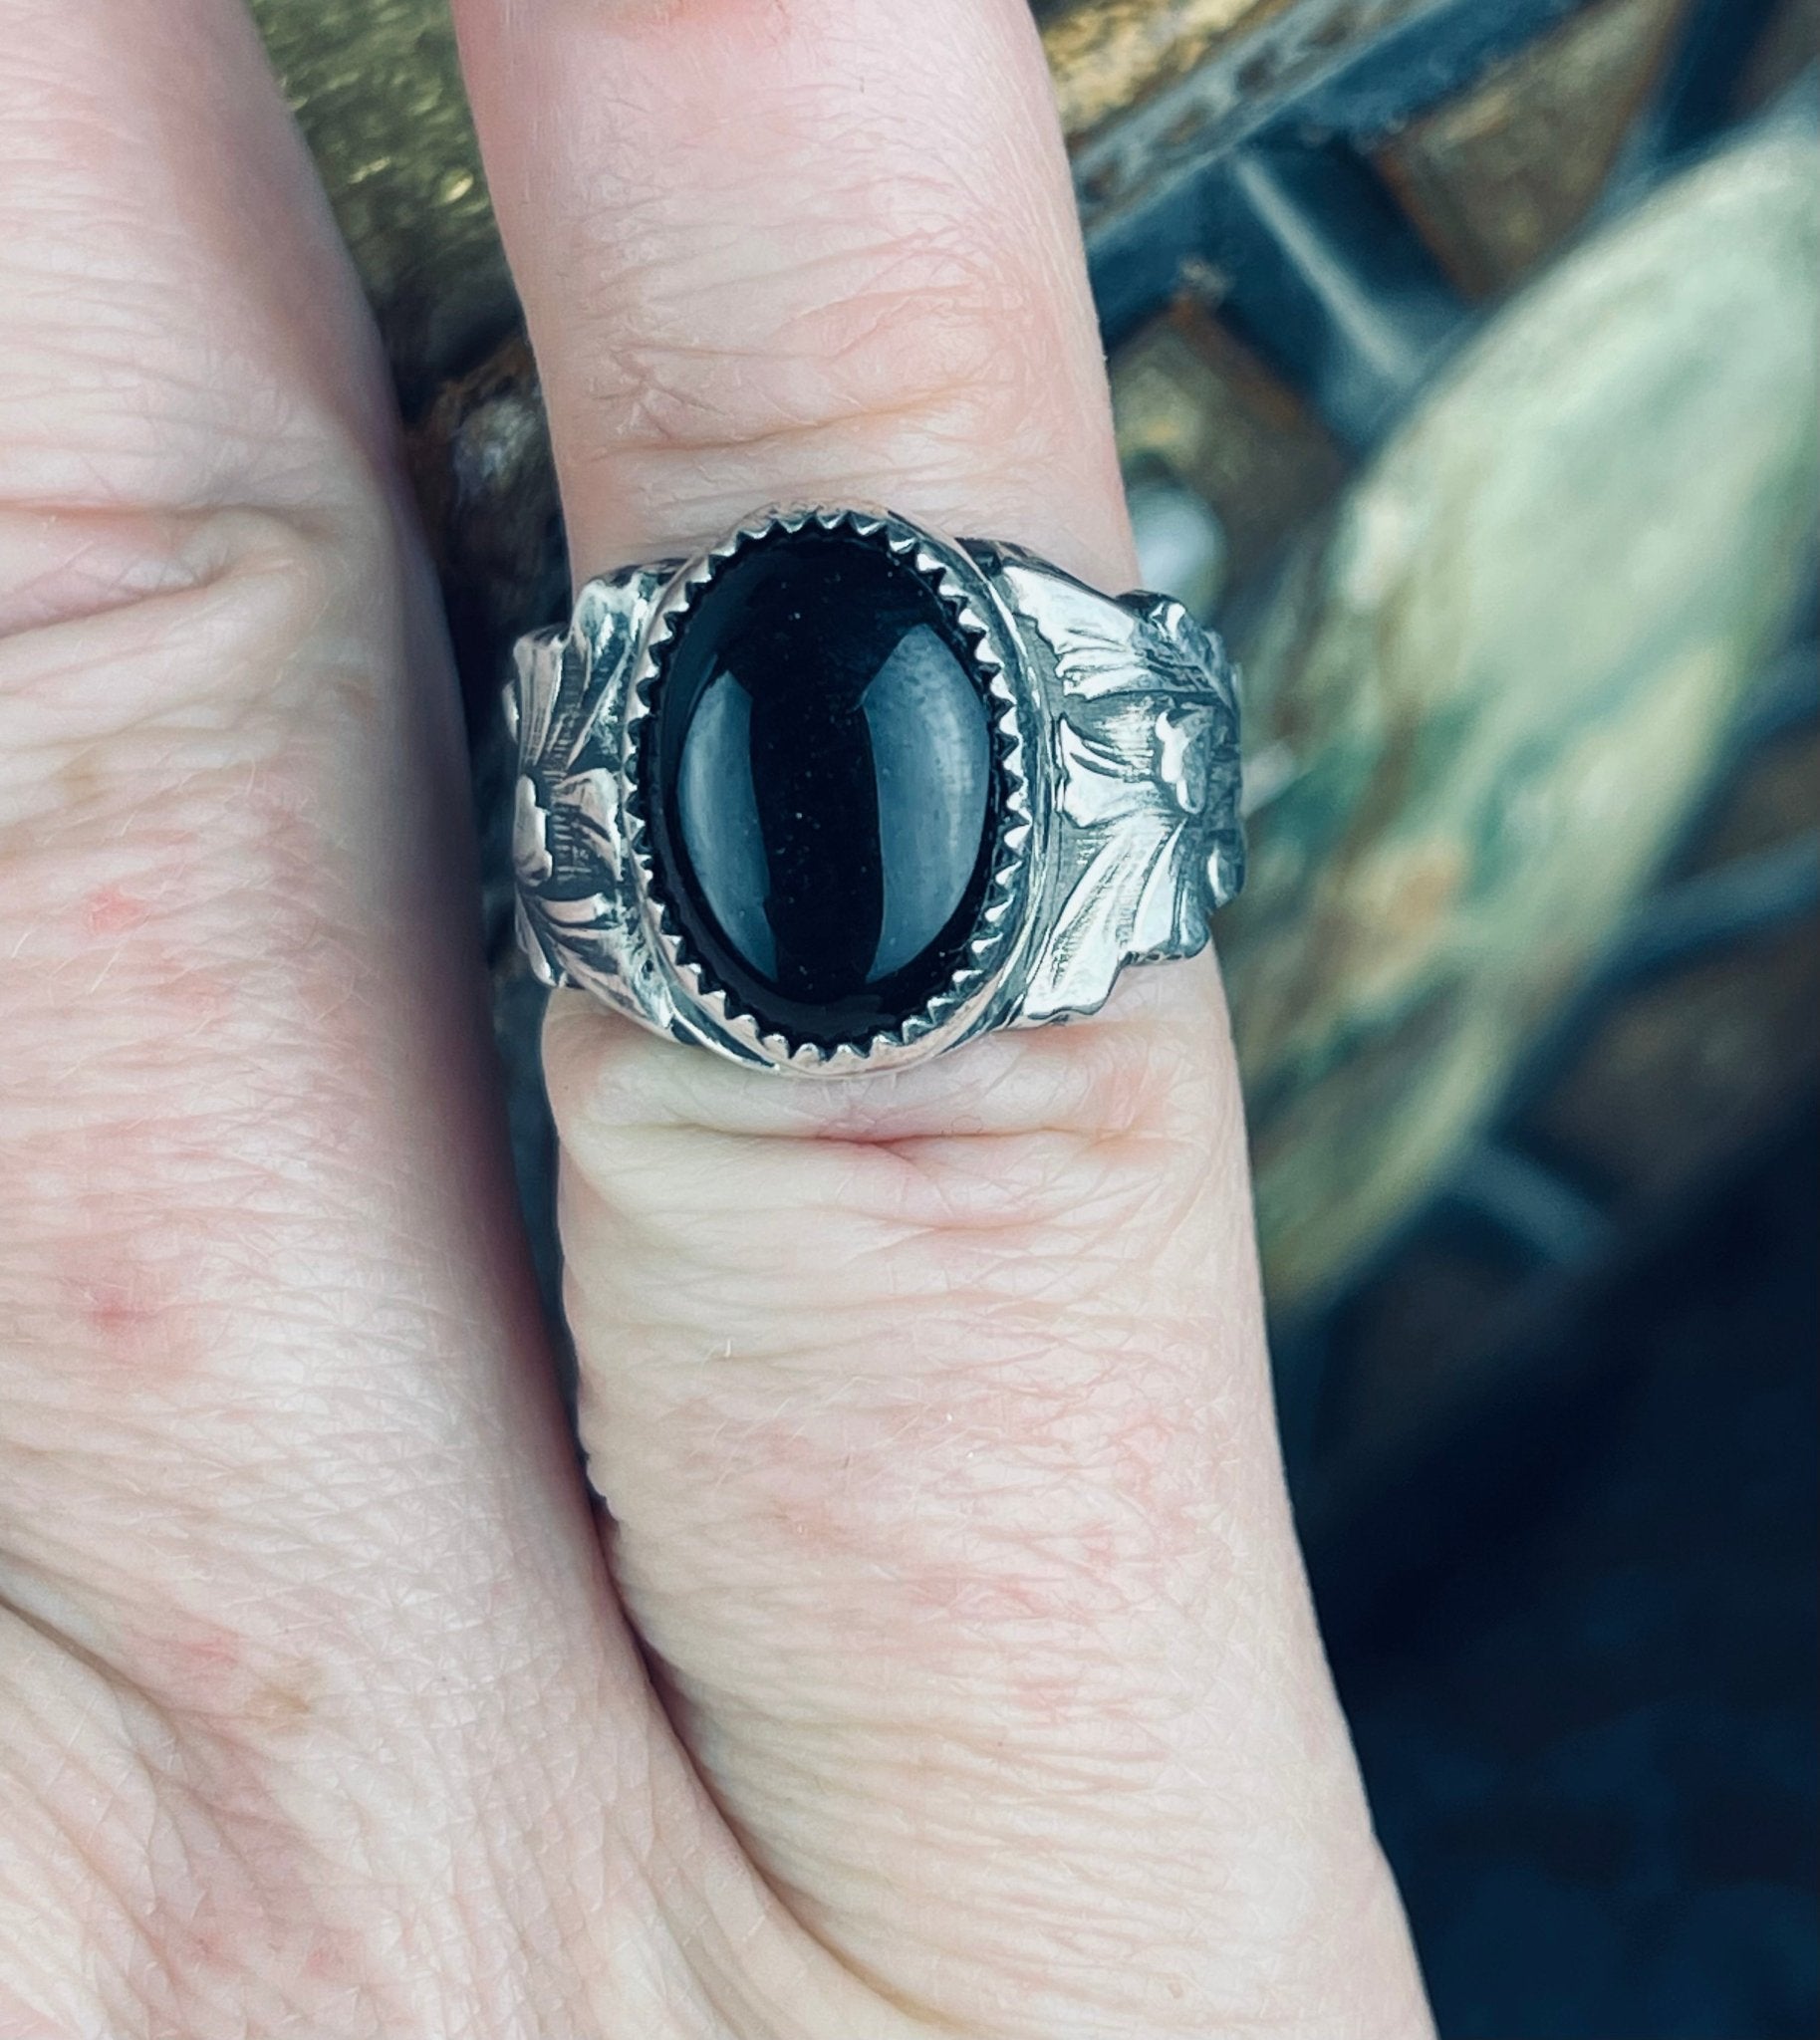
xmin=621 ymin=506 xmax=1036 ymax=1074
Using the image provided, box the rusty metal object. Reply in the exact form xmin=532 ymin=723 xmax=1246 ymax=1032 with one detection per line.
xmin=1375 ymin=0 xmax=1690 ymax=298
xmin=1223 ymin=127 xmax=1820 ymax=1307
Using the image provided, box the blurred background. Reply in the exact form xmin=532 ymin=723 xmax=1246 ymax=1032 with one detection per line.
xmin=250 ymin=3 xmax=1818 ymax=2033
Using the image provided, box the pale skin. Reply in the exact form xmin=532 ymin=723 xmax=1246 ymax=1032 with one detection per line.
xmin=0 ymin=1 xmax=1432 ymax=2033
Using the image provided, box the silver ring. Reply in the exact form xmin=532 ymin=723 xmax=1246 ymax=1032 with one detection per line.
xmin=506 ymin=505 xmax=1243 ymax=1075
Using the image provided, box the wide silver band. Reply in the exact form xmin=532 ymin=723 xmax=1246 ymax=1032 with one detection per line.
xmin=506 ymin=505 xmax=1243 ymax=1075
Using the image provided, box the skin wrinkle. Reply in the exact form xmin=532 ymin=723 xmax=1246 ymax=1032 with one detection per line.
xmin=559 ymin=1159 xmax=1237 ymax=1337
xmin=0 ymin=505 xmax=232 ymax=639
xmin=76 ymin=1591 xmax=596 ymax=2040
xmin=591 ymin=249 xmax=1035 ymax=462
xmin=0 ymin=286 xmax=385 ymax=525
xmin=585 ymin=1311 xmax=1255 ymax=1639
xmin=600 ymin=1416 xmax=1241 ymax=1651
xmin=0 ymin=529 xmax=392 ymax=812
xmin=568 ymin=1114 xmax=1207 ymax=1243
xmin=542 ymin=966 xmax=1210 ymax=1144
xmin=1 ymin=1677 xmax=163 ymax=2030
xmin=1 ymin=1624 xmax=379 ymax=2040
xmin=0 ymin=17 xmax=396 ymax=513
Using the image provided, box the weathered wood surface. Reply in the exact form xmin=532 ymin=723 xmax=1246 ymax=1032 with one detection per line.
xmin=1373 ymin=0 xmax=1690 ymax=297
xmin=1225 ymin=128 xmax=1819 ymax=1306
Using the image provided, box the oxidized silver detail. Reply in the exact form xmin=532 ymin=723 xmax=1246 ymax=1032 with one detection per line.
xmin=507 ymin=505 xmax=1243 ymax=1075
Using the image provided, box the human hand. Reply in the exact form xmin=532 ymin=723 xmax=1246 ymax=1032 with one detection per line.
xmin=0 ymin=2 xmax=1431 ymax=2033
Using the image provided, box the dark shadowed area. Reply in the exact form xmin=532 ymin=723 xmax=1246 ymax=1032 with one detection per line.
xmin=1320 ymin=1125 xmax=1817 ymax=2039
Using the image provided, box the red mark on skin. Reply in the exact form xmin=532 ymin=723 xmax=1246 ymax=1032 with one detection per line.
xmin=83 ymin=1278 xmax=158 ymax=1344
xmin=77 ymin=877 xmax=236 ymax=1028
xmin=176 ymin=1625 xmax=244 ymax=1683
xmin=149 ymin=949 xmax=235 ymax=1027
xmin=64 ymin=1250 xmax=186 ymax=1374
xmin=125 ymin=1613 xmax=321 ymax=1729
xmin=102 ymin=1620 xmax=360 ymax=2024
xmin=119 ymin=1618 xmax=246 ymax=1717
xmin=84 ymin=884 xmax=151 ymax=935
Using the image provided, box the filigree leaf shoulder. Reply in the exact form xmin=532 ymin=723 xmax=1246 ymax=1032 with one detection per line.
xmin=506 ymin=566 xmax=675 ymax=1022
xmin=1002 ymin=565 xmax=1244 ymax=1024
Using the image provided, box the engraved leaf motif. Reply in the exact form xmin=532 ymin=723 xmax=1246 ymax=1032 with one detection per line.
xmin=1011 ymin=570 xmax=1244 ymax=1023
xmin=507 ymin=568 xmax=670 ymax=1013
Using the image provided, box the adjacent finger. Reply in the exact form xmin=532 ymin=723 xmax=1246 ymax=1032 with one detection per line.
xmin=453 ymin=0 xmax=1428 ymax=2031
xmin=0 ymin=5 xmax=641 ymax=2022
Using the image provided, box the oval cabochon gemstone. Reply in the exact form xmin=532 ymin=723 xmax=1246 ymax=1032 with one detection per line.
xmin=643 ymin=526 xmax=1002 ymax=1049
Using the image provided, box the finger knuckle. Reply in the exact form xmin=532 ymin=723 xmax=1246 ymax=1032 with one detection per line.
xmin=576 ymin=203 xmax=1057 ymax=530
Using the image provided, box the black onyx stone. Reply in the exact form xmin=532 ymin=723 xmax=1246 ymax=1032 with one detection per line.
xmin=642 ymin=525 xmax=1001 ymax=1049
